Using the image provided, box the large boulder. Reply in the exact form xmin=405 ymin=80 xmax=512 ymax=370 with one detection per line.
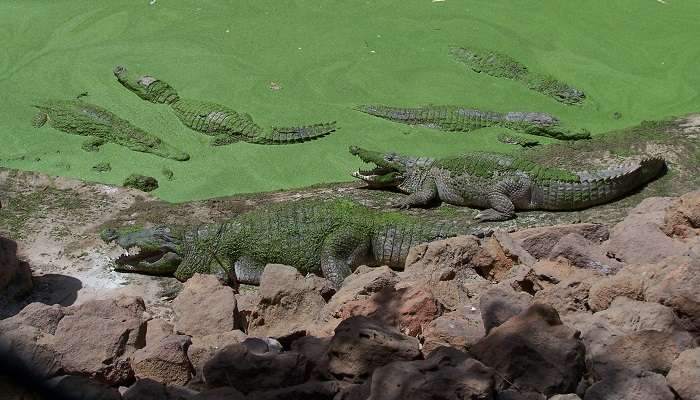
xmin=187 ymin=330 xmax=247 ymax=381
xmin=334 ymin=283 xmax=442 ymax=336
xmin=0 ymin=235 xmax=32 ymax=300
xmin=315 ymin=266 xmax=398 ymax=335
xmin=533 ymin=270 xmax=602 ymax=316
xmin=583 ymin=372 xmax=674 ymax=400
xmin=592 ymin=297 xmax=685 ymax=335
xmin=122 ymin=378 xmax=197 ymax=400
xmin=368 ymin=347 xmax=495 ymax=400
xmin=666 ymin=348 xmax=700 ymax=400
xmin=479 ymin=284 xmax=532 ymax=334
xmin=202 ymin=344 xmax=309 ymax=393
xmin=509 ymin=223 xmax=609 ymax=259
xmin=605 ymin=197 xmax=694 ymax=264
xmin=248 ymin=264 xmax=330 ymax=338
xmin=172 ymin=274 xmax=240 ymax=337
xmin=590 ymin=329 xmax=696 ymax=379
xmin=587 ymin=268 xmax=645 ymax=312
xmin=327 ymin=316 xmax=421 ymax=382
xmin=290 ymin=335 xmax=332 ymax=380
xmin=662 ymin=190 xmax=700 ymax=238
xmin=547 ymin=233 xmax=622 ymax=274
xmin=471 ymin=304 xmax=586 ymax=396
xmin=53 ymin=296 xmax=147 ymax=384
xmin=44 ymin=375 xmax=122 ymax=400
xmin=421 ymin=306 xmax=485 ymax=355
xmin=131 ymin=334 xmax=192 ymax=386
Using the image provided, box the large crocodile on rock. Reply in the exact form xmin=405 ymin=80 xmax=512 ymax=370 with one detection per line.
xmin=449 ymin=46 xmax=586 ymax=105
xmin=113 ymin=65 xmax=337 ymax=146
xmin=355 ymin=104 xmax=590 ymax=140
xmin=350 ymin=146 xmax=666 ymax=222
xmin=32 ymin=99 xmax=190 ymax=161
xmin=101 ymin=199 xmax=485 ymax=288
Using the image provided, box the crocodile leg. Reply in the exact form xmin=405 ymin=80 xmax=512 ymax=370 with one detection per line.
xmin=32 ymin=112 xmax=48 ymax=128
xmin=393 ymin=180 xmax=438 ymax=209
xmin=233 ymin=256 xmax=266 ymax=285
xmin=320 ymin=229 xmax=372 ymax=288
xmin=475 ymin=177 xmax=529 ymax=221
xmin=211 ymin=134 xmax=241 ymax=146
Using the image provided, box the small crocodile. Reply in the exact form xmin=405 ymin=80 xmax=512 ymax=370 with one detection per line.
xmin=101 ymin=199 xmax=484 ymax=287
xmin=32 ymin=99 xmax=190 ymax=161
xmin=449 ymin=46 xmax=586 ymax=105
xmin=350 ymin=146 xmax=665 ymax=221
xmin=355 ymin=104 xmax=590 ymax=140
xmin=113 ymin=65 xmax=337 ymax=146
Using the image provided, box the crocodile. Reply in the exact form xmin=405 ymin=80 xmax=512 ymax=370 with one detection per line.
xmin=350 ymin=146 xmax=666 ymax=221
xmin=113 ymin=65 xmax=337 ymax=146
xmin=32 ymin=99 xmax=190 ymax=161
xmin=355 ymin=104 xmax=590 ymax=140
xmin=449 ymin=46 xmax=586 ymax=105
xmin=101 ymin=199 xmax=484 ymax=288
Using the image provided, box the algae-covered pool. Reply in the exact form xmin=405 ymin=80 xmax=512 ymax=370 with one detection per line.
xmin=1 ymin=0 xmax=699 ymax=202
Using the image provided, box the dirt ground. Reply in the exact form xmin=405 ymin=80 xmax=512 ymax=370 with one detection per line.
xmin=1 ymin=115 xmax=698 ymax=320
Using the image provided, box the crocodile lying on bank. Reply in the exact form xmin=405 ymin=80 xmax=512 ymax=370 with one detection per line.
xmin=350 ymin=146 xmax=666 ymax=221
xmin=355 ymin=104 xmax=590 ymax=140
xmin=113 ymin=65 xmax=337 ymax=146
xmin=32 ymin=99 xmax=190 ymax=161
xmin=449 ymin=46 xmax=586 ymax=105
xmin=101 ymin=199 xmax=485 ymax=287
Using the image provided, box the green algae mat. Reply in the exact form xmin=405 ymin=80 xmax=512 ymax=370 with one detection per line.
xmin=1 ymin=0 xmax=699 ymax=202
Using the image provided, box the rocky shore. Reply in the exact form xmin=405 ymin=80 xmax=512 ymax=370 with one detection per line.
xmin=1 ymin=190 xmax=699 ymax=399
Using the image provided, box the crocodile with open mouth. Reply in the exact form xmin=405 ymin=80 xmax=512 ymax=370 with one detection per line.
xmin=113 ymin=65 xmax=337 ymax=146
xmin=101 ymin=199 xmax=486 ymax=288
xmin=350 ymin=146 xmax=666 ymax=221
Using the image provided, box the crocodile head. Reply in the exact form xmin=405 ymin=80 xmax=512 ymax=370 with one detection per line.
xmin=101 ymin=226 xmax=183 ymax=275
xmin=113 ymin=65 xmax=179 ymax=104
xmin=349 ymin=145 xmax=409 ymax=189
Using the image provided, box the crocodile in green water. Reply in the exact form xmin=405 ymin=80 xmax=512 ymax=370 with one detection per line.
xmin=449 ymin=46 xmax=586 ymax=105
xmin=32 ymin=99 xmax=190 ymax=161
xmin=101 ymin=199 xmax=485 ymax=287
xmin=113 ymin=65 xmax=337 ymax=146
xmin=355 ymin=104 xmax=590 ymax=140
xmin=350 ymin=146 xmax=665 ymax=221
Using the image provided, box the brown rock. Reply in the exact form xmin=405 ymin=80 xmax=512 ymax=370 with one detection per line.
xmin=44 ymin=375 xmax=122 ymax=400
xmin=471 ymin=304 xmax=586 ymax=396
xmin=593 ymin=297 xmax=685 ymax=334
xmin=404 ymin=235 xmax=488 ymax=277
xmin=290 ymin=335 xmax=332 ymax=380
xmin=202 ymin=344 xmax=309 ymax=393
xmin=122 ymin=378 xmax=197 ymax=400
xmin=234 ymin=292 xmax=259 ymax=331
xmin=0 ymin=323 xmax=62 ymax=380
xmin=493 ymin=231 xmax=537 ymax=267
xmin=480 ymin=284 xmax=532 ymax=333
xmin=591 ymin=329 xmax=697 ymax=379
xmin=533 ymin=270 xmax=600 ymax=316
xmin=550 ymin=395 xmax=581 ymax=400
xmin=187 ymin=330 xmax=247 ymax=379
xmin=192 ymin=387 xmax=246 ymax=400
xmin=547 ymin=233 xmax=623 ymax=274
xmin=145 ymin=318 xmax=174 ymax=345
xmin=666 ymin=348 xmax=700 ymax=400
xmin=587 ymin=268 xmax=645 ymax=312
xmin=249 ymin=380 xmax=347 ymax=400
xmin=172 ymin=274 xmax=239 ymax=337
xmin=132 ymin=334 xmax=192 ymax=386
xmin=53 ymin=296 xmax=147 ymax=384
xmin=335 ymin=283 xmax=442 ymax=336
xmin=510 ymin=223 xmax=609 ymax=259
xmin=2 ymin=302 xmax=65 ymax=335
xmin=0 ymin=236 xmax=33 ymax=300
xmin=605 ymin=197 xmax=691 ymax=264
xmin=421 ymin=306 xmax=485 ymax=355
xmin=531 ymin=259 xmax=577 ymax=289
xmin=247 ymin=264 xmax=328 ymax=338
xmin=583 ymin=372 xmax=674 ymax=400
xmin=663 ymin=190 xmax=700 ymax=238
xmin=327 ymin=316 xmax=421 ymax=382
xmin=368 ymin=347 xmax=495 ymax=400
xmin=642 ymin=256 xmax=700 ymax=335
xmin=315 ymin=266 xmax=398 ymax=335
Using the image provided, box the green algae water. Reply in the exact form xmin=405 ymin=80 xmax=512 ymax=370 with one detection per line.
xmin=1 ymin=0 xmax=699 ymax=202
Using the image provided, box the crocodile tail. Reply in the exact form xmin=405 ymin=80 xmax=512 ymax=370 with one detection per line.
xmin=535 ymin=157 xmax=666 ymax=210
xmin=354 ymin=104 xmax=434 ymax=125
xmin=254 ymin=121 xmax=337 ymax=144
